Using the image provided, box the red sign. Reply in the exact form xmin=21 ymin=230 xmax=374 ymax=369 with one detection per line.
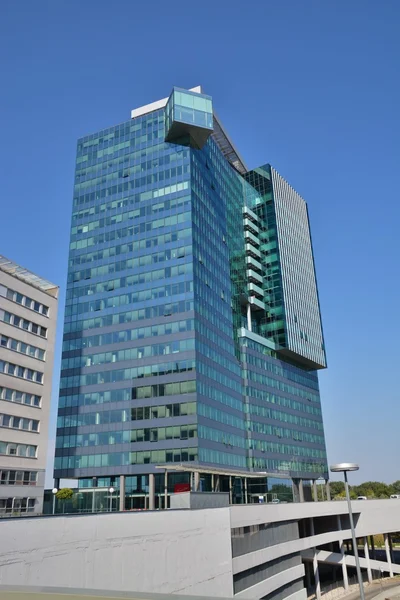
xmin=174 ymin=483 xmax=191 ymax=494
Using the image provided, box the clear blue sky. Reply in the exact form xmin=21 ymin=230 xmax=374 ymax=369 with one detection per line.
xmin=1 ymin=0 xmax=399 ymax=486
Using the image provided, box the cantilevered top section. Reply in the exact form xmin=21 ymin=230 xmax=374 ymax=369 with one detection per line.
xmin=165 ymin=87 xmax=214 ymax=148
xmin=130 ymin=85 xmax=247 ymax=174
xmin=130 ymin=86 xmax=203 ymax=119
xmin=0 ymin=255 xmax=59 ymax=298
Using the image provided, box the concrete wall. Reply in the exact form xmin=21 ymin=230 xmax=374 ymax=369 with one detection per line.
xmin=1 ymin=499 xmax=400 ymax=600
xmin=170 ymin=492 xmax=230 ymax=510
xmin=0 ymin=509 xmax=234 ymax=597
xmin=230 ymin=499 xmax=400 ymax=534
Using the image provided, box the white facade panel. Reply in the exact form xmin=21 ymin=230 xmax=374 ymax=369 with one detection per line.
xmin=271 ymin=167 xmax=326 ymax=368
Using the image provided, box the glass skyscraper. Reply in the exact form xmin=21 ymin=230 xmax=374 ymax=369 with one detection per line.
xmin=54 ymin=86 xmax=328 ymax=509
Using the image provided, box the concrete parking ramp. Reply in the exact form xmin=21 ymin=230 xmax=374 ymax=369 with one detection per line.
xmin=302 ymin=549 xmax=400 ymax=575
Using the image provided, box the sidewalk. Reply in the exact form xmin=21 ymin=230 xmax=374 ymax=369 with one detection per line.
xmin=308 ymin=578 xmax=400 ymax=600
xmin=365 ymin=581 xmax=400 ymax=600
xmin=329 ymin=578 xmax=400 ymax=600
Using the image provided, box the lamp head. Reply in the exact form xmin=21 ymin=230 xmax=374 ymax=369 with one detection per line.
xmin=330 ymin=463 xmax=359 ymax=473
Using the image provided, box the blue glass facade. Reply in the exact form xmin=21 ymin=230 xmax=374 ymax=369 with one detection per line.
xmin=54 ymin=86 xmax=328 ymax=496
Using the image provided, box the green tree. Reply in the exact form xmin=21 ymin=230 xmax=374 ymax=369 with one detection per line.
xmin=353 ymin=481 xmax=391 ymax=499
xmin=390 ymin=481 xmax=400 ymax=494
xmin=56 ymin=488 xmax=74 ymax=513
xmin=330 ymin=481 xmax=345 ymax=498
xmin=327 ymin=479 xmax=400 ymax=502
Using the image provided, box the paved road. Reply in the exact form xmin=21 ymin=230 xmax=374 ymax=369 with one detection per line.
xmin=343 ymin=578 xmax=400 ymax=600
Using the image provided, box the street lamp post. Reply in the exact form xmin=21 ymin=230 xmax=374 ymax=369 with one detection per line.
xmin=109 ymin=487 xmax=115 ymax=512
xmin=330 ymin=463 xmax=365 ymax=600
xmin=52 ymin=487 xmax=58 ymax=515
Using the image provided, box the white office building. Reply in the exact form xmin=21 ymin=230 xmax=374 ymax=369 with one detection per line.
xmin=0 ymin=255 xmax=58 ymax=515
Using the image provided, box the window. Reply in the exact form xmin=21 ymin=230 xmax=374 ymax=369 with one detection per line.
xmin=17 ymin=445 xmax=26 ymax=456
xmin=0 ymin=361 xmax=43 ymax=384
xmin=0 ymin=496 xmax=36 ymax=513
xmin=1 ymin=311 xmax=48 ymax=338
xmin=0 ymin=286 xmax=49 ymax=316
xmin=7 ymin=364 xmax=16 ymax=376
xmin=0 ymin=441 xmax=37 ymax=457
xmin=132 ymin=380 xmax=196 ymax=400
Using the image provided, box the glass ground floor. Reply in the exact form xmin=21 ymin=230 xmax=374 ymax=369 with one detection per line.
xmin=44 ymin=466 xmax=331 ymax=515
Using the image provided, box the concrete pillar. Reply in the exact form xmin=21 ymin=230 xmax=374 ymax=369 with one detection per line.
xmin=310 ymin=518 xmax=321 ymax=600
xmin=292 ymin=479 xmax=299 ymax=502
xmin=385 ymin=534 xmax=394 ymax=577
xmin=148 ymin=473 xmax=155 ymax=510
xmin=215 ymin=474 xmax=220 ymax=492
xmin=211 ymin=473 xmax=215 ymax=492
xmin=389 ymin=534 xmax=394 ymax=563
xmin=325 ymin=480 xmax=331 ymax=501
xmin=299 ymin=479 xmax=305 ymax=503
xmin=292 ymin=478 xmax=303 ymax=503
xmin=337 ymin=515 xmax=349 ymax=590
xmin=364 ymin=537 xmax=372 ymax=583
xmin=164 ymin=471 xmax=168 ymax=510
xmin=119 ymin=475 xmax=125 ymax=512
xmin=313 ymin=550 xmax=321 ymax=600
xmin=302 ymin=519 xmax=307 ymax=538
xmin=247 ymin=303 xmax=252 ymax=331
xmin=370 ymin=535 xmax=376 ymax=560
xmin=194 ymin=471 xmax=200 ymax=492
xmin=305 ymin=561 xmax=312 ymax=589
xmin=313 ymin=480 xmax=318 ymax=502
xmin=229 ymin=476 xmax=233 ymax=504
xmin=244 ymin=478 xmax=248 ymax=504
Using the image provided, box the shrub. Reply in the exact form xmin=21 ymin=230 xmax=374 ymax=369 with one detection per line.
xmin=56 ymin=488 xmax=74 ymax=501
